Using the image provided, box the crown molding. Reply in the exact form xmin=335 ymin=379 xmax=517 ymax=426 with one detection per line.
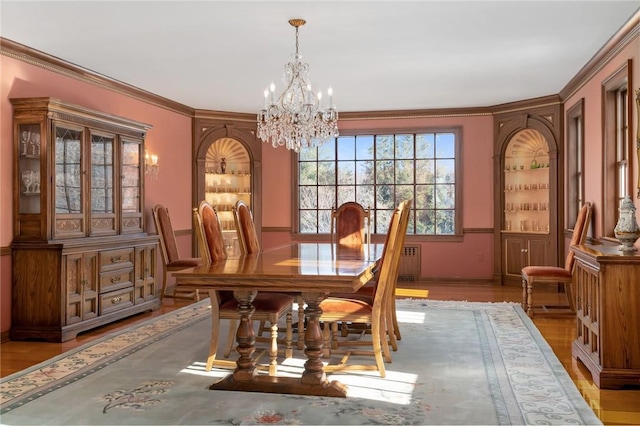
xmin=560 ymin=10 xmax=640 ymax=102
xmin=193 ymin=109 xmax=255 ymax=122
xmin=1 ymin=37 xmax=194 ymax=117
xmin=339 ymin=106 xmax=492 ymax=121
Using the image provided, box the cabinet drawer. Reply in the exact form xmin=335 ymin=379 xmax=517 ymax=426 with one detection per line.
xmin=100 ymin=268 xmax=134 ymax=293
xmin=99 ymin=248 xmax=134 ymax=272
xmin=100 ymin=288 xmax=134 ymax=315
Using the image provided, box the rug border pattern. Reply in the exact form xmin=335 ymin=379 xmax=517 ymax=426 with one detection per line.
xmin=0 ymin=301 xmax=211 ymax=413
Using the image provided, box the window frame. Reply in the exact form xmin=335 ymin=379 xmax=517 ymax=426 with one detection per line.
xmin=291 ymin=127 xmax=463 ymax=239
xmin=566 ymin=99 xmax=585 ymax=231
xmin=602 ymin=60 xmax=632 ymax=239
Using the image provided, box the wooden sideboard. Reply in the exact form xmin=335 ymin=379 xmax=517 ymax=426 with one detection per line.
xmin=571 ymin=244 xmax=640 ymax=389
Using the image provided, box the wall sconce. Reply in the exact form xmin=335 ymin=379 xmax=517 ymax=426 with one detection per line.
xmin=145 ymin=150 xmax=159 ymax=180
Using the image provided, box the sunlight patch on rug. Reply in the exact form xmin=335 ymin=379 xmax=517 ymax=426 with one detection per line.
xmin=179 ymin=362 xmax=229 ymax=379
xmin=330 ymin=371 xmax=418 ymax=404
xmin=395 ymin=309 xmax=427 ymax=324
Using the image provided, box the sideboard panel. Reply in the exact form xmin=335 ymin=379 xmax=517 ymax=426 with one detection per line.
xmin=572 ymin=244 xmax=640 ymax=389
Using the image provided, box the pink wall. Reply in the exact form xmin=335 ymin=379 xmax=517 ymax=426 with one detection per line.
xmin=563 ymin=39 xmax=640 ymax=239
xmin=261 ymin=142 xmax=293 ymax=229
xmin=1 ymin=56 xmax=194 ymax=333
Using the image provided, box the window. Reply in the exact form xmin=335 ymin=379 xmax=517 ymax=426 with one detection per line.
xmin=566 ymin=99 xmax=585 ymax=229
xmin=296 ymin=129 xmax=461 ymax=236
xmin=602 ymin=62 xmax=631 ymax=238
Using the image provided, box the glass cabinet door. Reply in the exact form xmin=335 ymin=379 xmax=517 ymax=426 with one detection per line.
xmin=17 ymin=123 xmax=42 ymax=215
xmin=121 ymin=138 xmax=144 ymax=233
xmin=54 ymin=124 xmax=85 ymax=238
xmin=89 ymin=131 xmax=116 ymax=236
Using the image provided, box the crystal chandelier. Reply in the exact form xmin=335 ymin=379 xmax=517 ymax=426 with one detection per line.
xmin=257 ymin=19 xmax=338 ymax=152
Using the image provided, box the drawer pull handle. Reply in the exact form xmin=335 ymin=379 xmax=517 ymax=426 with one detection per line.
xmin=111 ymin=296 xmax=122 ymax=304
xmin=111 ymin=276 xmax=121 ymax=283
xmin=111 ymin=255 xmax=123 ymax=263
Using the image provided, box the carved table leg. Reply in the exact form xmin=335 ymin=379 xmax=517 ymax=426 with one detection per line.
xmin=300 ymin=292 xmax=327 ymax=385
xmin=297 ymin=296 xmax=305 ymax=350
xmin=300 ymin=291 xmax=349 ymax=396
xmin=232 ymin=289 xmax=257 ymax=381
xmin=210 ymin=290 xmax=348 ymax=397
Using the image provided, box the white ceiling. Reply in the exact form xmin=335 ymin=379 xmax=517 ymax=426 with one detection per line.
xmin=1 ymin=1 xmax=638 ymax=113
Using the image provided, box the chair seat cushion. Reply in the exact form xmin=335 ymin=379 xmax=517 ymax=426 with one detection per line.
xmin=319 ymin=297 xmax=373 ymax=315
xmin=220 ymin=293 xmax=294 ymax=313
xmin=329 ymin=282 xmax=375 ymax=303
xmin=167 ymin=257 xmax=202 ymax=268
xmin=522 ymin=265 xmax=571 ymax=279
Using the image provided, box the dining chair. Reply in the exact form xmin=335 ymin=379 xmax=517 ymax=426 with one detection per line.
xmin=232 ymin=200 xmax=260 ymax=254
xmin=331 ymin=201 xmax=371 ymax=246
xmin=152 ymin=204 xmax=202 ymax=300
xmin=329 ymin=201 xmax=373 ymax=334
xmin=329 ymin=201 xmax=412 ymax=350
xmin=521 ymin=202 xmax=592 ymax=318
xmin=233 ymin=199 xmax=306 ymax=350
xmin=320 ymin=200 xmax=411 ymax=378
xmin=194 ymin=201 xmax=294 ymax=375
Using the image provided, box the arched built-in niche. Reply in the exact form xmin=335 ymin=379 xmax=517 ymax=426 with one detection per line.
xmin=492 ymin=102 xmax=562 ymax=285
xmin=193 ymin=118 xmax=262 ymax=255
xmin=203 ymin=138 xmax=251 ymax=254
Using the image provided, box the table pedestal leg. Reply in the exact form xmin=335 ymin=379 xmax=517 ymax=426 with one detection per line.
xmin=300 ymin=291 xmax=349 ymax=395
xmin=209 ymin=290 xmax=348 ymax=397
xmin=232 ymin=290 xmax=257 ymax=381
xmin=300 ymin=292 xmax=328 ymax=385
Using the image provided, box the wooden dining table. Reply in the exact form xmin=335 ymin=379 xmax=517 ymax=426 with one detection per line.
xmin=173 ymin=242 xmax=384 ymax=397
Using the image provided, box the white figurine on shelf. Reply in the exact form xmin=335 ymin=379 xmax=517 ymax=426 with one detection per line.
xmin=21 ymin=170 xmax=34 ymax=193
xmin=614 ymin=195 xmax=640 ymax=252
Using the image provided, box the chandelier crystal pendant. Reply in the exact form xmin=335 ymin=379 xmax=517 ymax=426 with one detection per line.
xmin=257 ymin=19 xmax=338 ymax=152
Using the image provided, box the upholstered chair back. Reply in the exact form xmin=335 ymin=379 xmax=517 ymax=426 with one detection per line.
xmin=564 ymin=202 xmax=592 ymax=272
xmin=155 ymin=205 xmax=180 ymax=263
xmin=199 ymin=201 xmax=227 ymax=262
xmin=234 ymin=200 xmax=260 ymax=254
xmin=331 ymin=202 xmax=370 ymax=246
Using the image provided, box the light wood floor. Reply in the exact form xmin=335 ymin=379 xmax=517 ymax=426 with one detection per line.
xmin=2 ymin=282 xmax=639 ymax=425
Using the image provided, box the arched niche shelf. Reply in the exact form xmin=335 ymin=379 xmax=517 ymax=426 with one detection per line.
xmin=193 ymin=117 xmax=262 ymax=255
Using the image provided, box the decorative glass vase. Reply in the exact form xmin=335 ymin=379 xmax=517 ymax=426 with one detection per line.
xmin=614 ymin=195 xmax=640 ymax=252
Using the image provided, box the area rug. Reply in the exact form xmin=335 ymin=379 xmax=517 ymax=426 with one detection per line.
xmin=0 ymin=299 xmax=601 ymax=425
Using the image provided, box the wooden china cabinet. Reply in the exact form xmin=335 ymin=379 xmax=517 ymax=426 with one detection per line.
xmin=10 ymin=98 xmax=160 ymax=342
xmin=493 ymin=102 xmax=562 ymax=285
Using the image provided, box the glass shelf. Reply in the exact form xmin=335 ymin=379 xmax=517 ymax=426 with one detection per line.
xmin=203 ymin=139 xmax=252 ymax=235
xmin=503 ymin=133 xmax=550 ymax=233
